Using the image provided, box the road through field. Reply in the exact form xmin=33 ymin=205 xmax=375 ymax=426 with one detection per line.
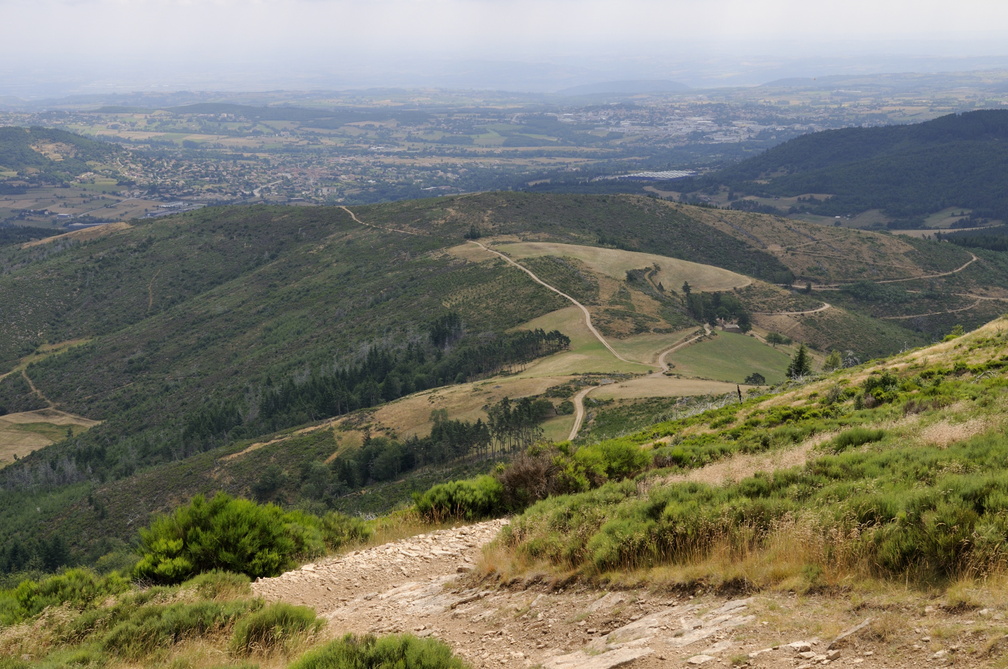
xmin=467 ymin=241 xmax=632 ymax=365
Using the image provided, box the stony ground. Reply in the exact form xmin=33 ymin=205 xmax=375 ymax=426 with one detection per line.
xmin=253 ymin=521 xmax=1008 ymax=668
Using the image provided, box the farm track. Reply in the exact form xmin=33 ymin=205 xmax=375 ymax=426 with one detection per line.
xmin=755 ymin=302 xmax=831 ymax=317
xmin=340 ymin=205 xmax=423 ymax=236
xmin=466 ymin=241 xmax=633 ymax=365
xmin=22 ymin=370 xmax=54 ymax=409
xmin=796 ymin=252 xmax=979 ymax=291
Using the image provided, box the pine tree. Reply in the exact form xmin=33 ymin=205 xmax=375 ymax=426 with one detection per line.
xmin=786 ymin=344 xmax=812 ymax=379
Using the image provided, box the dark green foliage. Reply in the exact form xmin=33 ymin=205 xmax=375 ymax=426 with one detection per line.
xmin=319 ymin=512 xmax=372 ymax=551
xmin=765 ymin=332 xmax=791 ymax=347
xmin=744 ymin=372 xmax=766 ymax=385
xmin=0 ymin=127 xmax=122 ymax=185
xmin=685 ymin=291 xmax=750 ymax=327
xmin=133 ymin=493 xmax=325 ymax=583
xmin=829 ymin=428 xmax=886 ymax=453
xmin=230 ymin=602 xmax=324 ymax=656
xmin=858 ymin=372 xmax=900 ymax=407
xmin=413 ymin=476 xmax=505 ymax=521
xmin=786 ymin=344 xmax=813 ymax=379
xmin=289 ymin=633 xmax=470 ymax=669
xmin=688 ymin=110 xmax=1008 ymax=222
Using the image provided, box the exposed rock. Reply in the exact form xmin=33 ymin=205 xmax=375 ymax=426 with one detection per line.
xmin=544 ymin=646 xmax=652 ymax=669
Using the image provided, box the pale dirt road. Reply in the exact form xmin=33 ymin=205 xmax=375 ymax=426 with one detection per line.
xmin=755 ymin=302 xmax=831 ymax=317
xmin=467 ymin=240 xmax=633 ymax=365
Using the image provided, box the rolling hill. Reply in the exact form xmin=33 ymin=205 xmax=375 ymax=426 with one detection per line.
xmin=0 ymin=192 xmax=1005 ymax=567
xmin=680 ymin=109 xmax=1008 ymax=227
xmin=0 ymin=126 xmax=124 ymax=186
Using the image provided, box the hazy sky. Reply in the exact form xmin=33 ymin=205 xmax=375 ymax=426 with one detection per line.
xmin=4 ymin=0 xmax=1008 ymax=95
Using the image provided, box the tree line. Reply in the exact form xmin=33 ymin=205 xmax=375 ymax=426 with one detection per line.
xmin=183 ymin=315 xmax=569 ymax=451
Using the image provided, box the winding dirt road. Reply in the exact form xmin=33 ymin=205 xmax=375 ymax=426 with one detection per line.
xmin=467 ymin=241 xmax=632 ymax=364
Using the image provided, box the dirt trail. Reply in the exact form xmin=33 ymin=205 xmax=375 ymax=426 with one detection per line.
xmin=253 ymin=518 xmax=983 ymax=668
xmin=21 ymin=370 xmax=54 ymax=409
xmin=341 ymin=205 xmax=422 ymax=236
xmin=796 ymin=252 xmax=979 ymax=291
xmin=566 ymin=385 xmax=596 ymax=441
xmin=755 ymin=302 xmax=831 ymax=317
xmin=253 ymin=521 xmax=759 ymax=669
xmin=146 ymin=268 xmax=161 ymax=312
xmin=468 ymin=240 xmax=634 ymax=365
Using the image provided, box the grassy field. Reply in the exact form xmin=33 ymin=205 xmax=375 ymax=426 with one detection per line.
xmin=664 ymin=331 xmax=792 ymax=384
xmin=513 ymin=307 xmax=653 ymax=376
xmin=590 ymin=375 xmax=740 ymax=400
xmin=0 ymin=409 xmax=99 ymax=468
xmin=495 ymin=241 xmax=751 ymax=292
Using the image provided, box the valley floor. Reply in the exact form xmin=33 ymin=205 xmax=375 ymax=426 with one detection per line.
xmin=253 ymin=521 xmax=1008 ymax=668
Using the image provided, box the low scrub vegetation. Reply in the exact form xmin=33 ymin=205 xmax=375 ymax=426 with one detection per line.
xmin=489 ymin=319 xmax=1008 ymax=586
xmin=289 ymin=633 xmax=471 ymax=669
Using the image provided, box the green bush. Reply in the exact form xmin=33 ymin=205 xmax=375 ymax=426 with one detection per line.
xmin=320 ymin=511 xmax=372 ymax=551
xmin=413 ymin=476 xmax=504 ymax=521
xmin=99 ymin=599 xmax=255 ymax=660
xmin=133 ymin=493 xmax=326 ymax=584
xmin=230 ymin=602 xmax=323 ymax=656
xmin=829 ymin=428 xmax=886 ymax=453
xmin=183 ymin=570 xmax=251 ymax=600
xmin=0 ymin=568 xmax=130 ymax=624
xmin=289 ymin=633 xmax=470 ymax=669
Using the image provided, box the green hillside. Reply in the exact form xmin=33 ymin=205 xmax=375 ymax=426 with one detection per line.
xmin=0 ymin=192 xmax=1001 ymax=569
xmin=0 ymin=126 xmax=123 ymax=186
xmin=682 ymin=109 xmax=1008 ymax=226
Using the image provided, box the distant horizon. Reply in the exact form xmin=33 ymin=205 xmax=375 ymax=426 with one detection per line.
xmin=3 ymin=0 xmax=1008 ymax=99
xmin=3 ymin=56 xmax=1008 ymax=104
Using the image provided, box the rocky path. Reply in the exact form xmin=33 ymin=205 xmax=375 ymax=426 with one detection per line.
xmin=253 ymin=521 xmax=761 ymax=668
xmin=250 ymin=520 xmax=956 ymax=669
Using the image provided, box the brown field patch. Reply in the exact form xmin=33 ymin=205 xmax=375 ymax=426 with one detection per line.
xmin=0 ymin=409 xmax=99 ymax=468
xmin=592 ymin=375 xmax=740 ymax=400
xmin=495 ymin=241 xmax=750 ymax=292
xmin=22 ymin=221 xmax=131 ymax=248
xmin=371 ymin=375 xmax=575 ymax=439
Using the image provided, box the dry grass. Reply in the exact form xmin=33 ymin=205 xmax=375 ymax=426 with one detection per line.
xmin=648 ymin=437 xmax=825 ymax=490
xmin=920 ymin=417 xmax=992 ymax=449
xmin=495 ymin=241 xmax=750 ymax=292
xmin=0 ymin=409 xmax=99 ymax=468
xmin=21 ymin=221 xmax=131 ymax=248
xmin=592 ymin=375 xmax=739 ymax=400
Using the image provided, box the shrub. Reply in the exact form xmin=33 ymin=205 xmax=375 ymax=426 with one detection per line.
xmin=413 ymin=476 xmax=504 ymax=521
xmin=99 ymin=599 xmax=255 ymax=660
xmin=289 ymin=633 xmax=470 ymax=669
xmin=230 ymin=602 xmax=323 ymax=656
xmin=320 ymin=511 xmax=372 ymax=551
xmin=183 ymin=570 xmax=251 ymax=600
xmin=829 ymin=428 xmax=886 ymax=453
xmin=1 ymin=568 xmax=130 ymax=624
xmin=496 ymin=450 xmax=557 ymax=511
xmin=133 ymin=493 xmax=326 ymax=584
